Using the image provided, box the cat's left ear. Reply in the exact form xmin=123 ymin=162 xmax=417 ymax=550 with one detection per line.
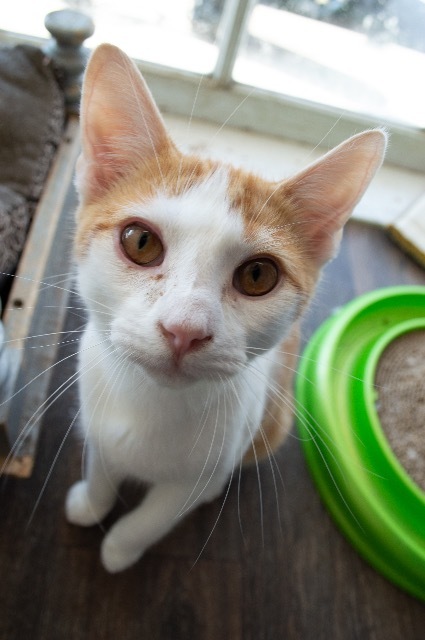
xmin=283 ymin=129 xmax=387 ymax=265
xmin=76 ymin=44 xmax=172 ymax=202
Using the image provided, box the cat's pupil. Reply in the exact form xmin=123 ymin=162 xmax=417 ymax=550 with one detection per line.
xmin=251 ymin=263 xmax=261 ymax=282
xmin=138 ymin=232 xmax=149 ymax=251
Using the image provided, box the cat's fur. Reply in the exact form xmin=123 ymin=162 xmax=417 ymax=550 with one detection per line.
xmin=65 ymin=44 xmax=387 ymax=572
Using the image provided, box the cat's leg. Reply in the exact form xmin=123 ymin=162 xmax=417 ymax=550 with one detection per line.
xmin=101 ymin=480 xmax=224 ymax=573
xmin=66 ymin=443 xmax=119 ymax=527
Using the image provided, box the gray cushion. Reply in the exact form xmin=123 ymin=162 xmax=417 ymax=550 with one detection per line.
xmin=0 ymin=45 xmax=65 ymax=293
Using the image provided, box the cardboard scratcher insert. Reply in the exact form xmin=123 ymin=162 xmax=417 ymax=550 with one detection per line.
xmin=376 ymin=330 xmax=425 ymax=493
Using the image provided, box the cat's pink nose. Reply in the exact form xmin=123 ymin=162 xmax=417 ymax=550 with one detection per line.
xmin=160 ymin=322 xmax=212 ymax=360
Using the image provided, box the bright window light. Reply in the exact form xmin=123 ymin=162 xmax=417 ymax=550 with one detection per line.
xmin=2 ymin=0 xmax=219 ymax=74
xmin=235 ymin=1 xmax=425 ymax=128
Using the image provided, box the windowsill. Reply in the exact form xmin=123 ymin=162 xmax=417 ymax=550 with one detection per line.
xmin=0 ymin=25 xmax=422 ymax=228
xmin=165 ymin=114 xmax=425 ymax=228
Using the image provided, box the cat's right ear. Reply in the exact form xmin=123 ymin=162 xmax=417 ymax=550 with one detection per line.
xmin=76 ymin=44 xmax=171 ymax=203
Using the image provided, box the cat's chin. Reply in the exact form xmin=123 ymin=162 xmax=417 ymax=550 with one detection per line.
xmin=149 ymin=370 xmax=205 ymax=389
xmin=126 ymin=352 xmax=236 ymax=389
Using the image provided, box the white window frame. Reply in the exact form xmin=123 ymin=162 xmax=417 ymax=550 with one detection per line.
xmin=1 ymin=0 xmax=424 ymax=172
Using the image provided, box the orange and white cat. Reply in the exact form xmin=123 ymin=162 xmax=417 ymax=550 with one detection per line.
xmin=65 ymin=44 xmax=387 ymax=572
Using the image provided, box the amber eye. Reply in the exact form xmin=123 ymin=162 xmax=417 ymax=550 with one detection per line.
xmin=233 ymin=258 xmax=279 ymax=296
xmin=121 ymin=224 xmax=164 ymax=266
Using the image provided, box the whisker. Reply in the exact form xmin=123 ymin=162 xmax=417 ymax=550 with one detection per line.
xmin=38 ymin=275 xmax=76 ymax=293
xmin=78 ymin=347 xmax=133 ymax=529
xmin=187 ymin=382 xmax=213 ymax=458
xmin=236 ymin=371 xmax=287 ymax=534
xmin=177 ymin=377 xmax=227 ymax=518
xmin=3 ymin=328 xmax=101 ymax=347
xmin=237 ymin=452 xmax=247 ymax=547
xmin=1 ymin=338 xmax=114 ymax=475
xmin=1 ymin=271 xmax=113 ymax=314
xmin=47 ymin=306 xmax=113 ymax=317
xmin=176 ymin=74 xmax=205 ymax=195
xmin=190 ymin=454 xmax=236 ymax=570
xmin=299 ymin=416 xmax=365 ymax=533
xmin=247 ymin=346 xmax=385 ymax=451
xmin=1 ymin=344 xmax=79 ymax=412
xmin=178 ymin=88 xmax=255 ymax=198
xmin=27 ymin=408 xmax=82 ymax=528
xmin=25 ymin=344 xmax=120 ymax=523
xmin=38 ymin=271 xmax=75 ymax=281
xmin=300 ymin=114 xmax=344 ymax=165
xmin=211 ymin=90 xmax=255 ymax=142
xmin=247 ymin=345 xmax=370 ymax=387
xmin=228 ymin=375 xmax=264 ymax=546
xmin=242 ymin=358 xmax=370 ymax=531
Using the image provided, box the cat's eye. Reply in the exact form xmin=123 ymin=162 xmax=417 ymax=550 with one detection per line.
xmin=233 ymin=258 xmax=279 ymax=297
xmin=121 ymin=224 xmax=164 ymax=266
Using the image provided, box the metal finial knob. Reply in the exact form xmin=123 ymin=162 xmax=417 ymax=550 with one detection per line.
xmin=44 ymin=9 xmax=95 ymax=114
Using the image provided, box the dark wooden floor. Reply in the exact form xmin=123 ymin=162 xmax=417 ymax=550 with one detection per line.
xmin=1 ymin=221 xmax=424 ymax=640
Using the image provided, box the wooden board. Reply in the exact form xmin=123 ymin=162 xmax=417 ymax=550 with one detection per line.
xmin=388 ymin=193 xmax=425 ymax=268
xmin=0 ymin=117 xmax=80 ymax=477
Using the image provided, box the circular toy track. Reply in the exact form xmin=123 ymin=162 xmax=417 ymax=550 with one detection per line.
xmin=296 ymin=286 xmax=425 ymax=601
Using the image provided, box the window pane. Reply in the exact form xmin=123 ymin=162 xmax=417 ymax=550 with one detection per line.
xmin=233 ymin=0 xmax=425 ymax=128
xmin=3 ymin=0 xmax=220 ymax=75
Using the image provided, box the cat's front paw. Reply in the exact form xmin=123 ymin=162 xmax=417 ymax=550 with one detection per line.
xmin=65 ymin=480 xmax=110 ymax=527
xmin=101 ymin=531 xmax=144 ymax=573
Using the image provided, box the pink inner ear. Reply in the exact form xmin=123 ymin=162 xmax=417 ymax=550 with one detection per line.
xmin=284 ymin=130 xmax=387 ymax=265
xmin=78 ymin=44 xmax=171 ymax=202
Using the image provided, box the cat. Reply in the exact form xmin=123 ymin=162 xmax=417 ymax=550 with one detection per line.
xmin=65 ymin=43 xmax=387 ymax=572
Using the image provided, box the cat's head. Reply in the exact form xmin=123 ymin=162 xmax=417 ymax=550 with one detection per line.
xmin=74 ymin=44 xmax=387 ymax=387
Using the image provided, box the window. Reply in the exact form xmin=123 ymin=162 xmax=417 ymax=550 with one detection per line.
xmin=236 ymin=0 xmax=425 ymax=129
xmin=2 ymin=0 xmax=425 ymax=170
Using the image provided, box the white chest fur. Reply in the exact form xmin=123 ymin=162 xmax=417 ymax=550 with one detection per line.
xmin=78 ymin=322 xmax=272 ymax=487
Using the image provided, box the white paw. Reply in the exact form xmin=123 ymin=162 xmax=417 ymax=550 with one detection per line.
xmin=65 ymin=480 xmax=109 ymax=527
xmin=101 ymin=532 xmax=144 ymax=573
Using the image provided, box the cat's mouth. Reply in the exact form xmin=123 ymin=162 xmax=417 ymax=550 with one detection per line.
xmin=116 ymin=343 xmax=239 ymax=387
xmin=133 ymin=353 xmax=239 ymax=388
xmin=109 ymin=324 xmax=244 ymax=386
